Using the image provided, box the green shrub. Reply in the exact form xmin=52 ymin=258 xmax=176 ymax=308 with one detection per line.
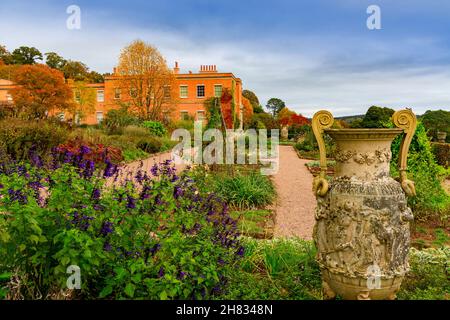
xmin=397 ymin=247 xmax=450 ymax=300
xmin=137 ymin=137 xmax=163 ymax=154
xmin=391 ymin=123 xmax=450 ymax=220
xmin=103 ymin=107 xmax=141 ymax=134
xmin=122 ymin=148 xmax=148 ymax=162
xmin=0 ymin=157 xmax=242 ymax=299
xmin=0 ymin=119 xmax=69 ymax=161
xmin=214 ymin=172 xmax=275 ymax=210
xmin=142 ymin=121 xmax=167 ymax=137
xmin=421 ymin=109 xmax=450 ymax=143
xmin=431 ymin=142 xmax=450 ymax=168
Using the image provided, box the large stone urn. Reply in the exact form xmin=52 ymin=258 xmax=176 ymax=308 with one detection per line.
xmin=311 ymin=109 xmax=417 ymax=300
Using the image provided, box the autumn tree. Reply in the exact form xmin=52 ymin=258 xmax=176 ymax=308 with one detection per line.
xmin=11 ymin=64 xmax=74 ymax=119
xmin=242 ymin=96 xmax=254 ymax=127
xmin=69 ymin=81 xmax=96 ymax=124
xmin=11 ymin=46 xmax=43 ymax=64
xmin=278 ymin=107 xmax=309 ymax=126
xmin=117 ymin=40 xmax=176 ymax=120
xmin=243 ymin=89 xmax=263 ymax=113
xmin=277 ymin=107 xmax=296 ymax=126
xmin=266 ymin=98 xmax=285 ymax=116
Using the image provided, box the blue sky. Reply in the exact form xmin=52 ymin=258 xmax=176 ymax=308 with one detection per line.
xmin=1 ymin=0 xmax=450 ymax=116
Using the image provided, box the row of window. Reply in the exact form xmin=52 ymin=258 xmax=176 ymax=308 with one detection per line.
xmin=58 ymin=112 xmax=104 ymax=124
xmin=86 ymin=84 xmax=223 ymax=103
xmin=180 ymin=110 xmax=205 ymax=121
xmin=180 ymin=85 xmax=222 ymax=98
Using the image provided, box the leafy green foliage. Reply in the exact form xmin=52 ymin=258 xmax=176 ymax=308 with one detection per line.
xmin=104 ymin=106 xmax=141 ymax=134
xmin=351 ymin=105 xmax=394 ymax=128
xmin=219 ymin=239 xmax=322 ymax=300
xmin=0 ymin=119 xmax=69 ymax=161
xmin=391 ymin=123 xmax=450 ymax=220
xmin=230 ymin=210 xmax=274 ymax=239
xmin=397 ymin=247 xmax=450 ymax=300
xmin=265 ymin=98 xmax=285 ymax=117
xmin=142 ymin=121 xmax=164 ymax=136
xmin=0 ymin=154 xmax=242 ymax=299
xmin=421 ymin=109 xmax=450 ymax=143
xmin=137 ymin=137 xmax=163 ymax=154
xmin=249 ymin=113 xmax=279 ymax=134
xmin=11 ymin=46 xmax=43 ymax=65
xmin=142 ymin=121 xmax=167 ymax=137
xmin=214 ymin=172 xmax=275 ymax=210
xmin=204 ymin=97 xmax=223 ymax=130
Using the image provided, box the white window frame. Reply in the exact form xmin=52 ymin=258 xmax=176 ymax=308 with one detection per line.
xmin=114 ymin=88 xmax=121 ymax=100
xmin=6 ymin=93 xmax=12 ymax=101
xmin=96 ymin=111 xmax=104 ymax=124
xmin=179 ymin=85 xmax=188 ymax=98
xmin=214 ymin=84 xmax=222 ymax=98
xmin=196 ymin=84 xmax=205 ymax=98
xmin=57 ymin=112 xmax=65 ymax=121
xmin=163 ymin=85 xmax=171 ymax=99
xmin=97 ymin=90 xmax=105 ymax=102
xmin=196 ymin=110 xmax=206 ymax=121
xmin=180 ymin=110 xmax=189 ymax=121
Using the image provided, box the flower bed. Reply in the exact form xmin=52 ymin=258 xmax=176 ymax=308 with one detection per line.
xmin=0 ymin=147 xmax=243 ymax=299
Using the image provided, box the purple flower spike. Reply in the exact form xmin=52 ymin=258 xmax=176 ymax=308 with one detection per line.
xmin=158 ymin=267 xmax=165 ymax=278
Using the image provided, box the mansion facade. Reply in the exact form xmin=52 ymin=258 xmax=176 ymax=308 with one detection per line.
xmin=0 ymin=62 xmax=243 ymax=125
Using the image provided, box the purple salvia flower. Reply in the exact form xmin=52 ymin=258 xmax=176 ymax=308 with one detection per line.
xmin=158 ymin=267 xmax=165 ymax=278
xmin=126 ymin=195 xmax=136 ymax=209
xmin=92 ymin=188 xmax=101 ymax=200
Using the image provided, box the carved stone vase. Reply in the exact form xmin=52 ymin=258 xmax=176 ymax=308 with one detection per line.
xmin=281 ymin=125 xmax=289 ymax=140
xmin=311 ymin=109 xmax=417 ymax=300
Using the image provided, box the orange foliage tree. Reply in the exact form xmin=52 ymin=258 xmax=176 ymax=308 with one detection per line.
xmin=11 ymin=64 xmax=74 ymax=119
xmin=117 ymin=40 xmax=176 ymax=121
xmin=278 ymin=107 xmax=309 ymax=126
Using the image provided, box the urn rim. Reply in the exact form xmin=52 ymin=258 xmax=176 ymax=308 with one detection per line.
xmin=324 ymin=128 xmax=403 ymax=141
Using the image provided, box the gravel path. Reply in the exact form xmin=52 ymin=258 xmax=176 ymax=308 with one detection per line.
xmin=121 ymin=146 xmax=317 ymax=240
xmin=272 ymin=146 xmax=316 ymax=240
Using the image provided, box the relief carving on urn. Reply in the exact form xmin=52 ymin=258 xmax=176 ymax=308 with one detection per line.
xmin=311 ymin=109 xmax=417 ymax=300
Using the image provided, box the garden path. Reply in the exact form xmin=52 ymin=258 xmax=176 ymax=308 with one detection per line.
xmin=272 ymin=146 xmax=316 ymax=240
xmin=121 ymin=146 xmax=317 ymax=240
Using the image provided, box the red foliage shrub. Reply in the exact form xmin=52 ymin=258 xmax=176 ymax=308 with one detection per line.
xmin=56 ymin=139 xmax=123 ymax=164
xmin=220 ymin=88 xmax=234 ymax=129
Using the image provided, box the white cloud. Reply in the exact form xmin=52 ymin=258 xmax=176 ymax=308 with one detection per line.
xmin=1 ymin=4 xmax=449 ymax=117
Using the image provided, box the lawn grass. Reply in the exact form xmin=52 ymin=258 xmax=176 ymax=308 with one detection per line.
xmin=230 ymin=209 xmax=274 ymax=239
xmin=220 ymin=238 xmax=450 ymax=300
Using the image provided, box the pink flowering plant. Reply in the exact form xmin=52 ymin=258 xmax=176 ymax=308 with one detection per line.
xmin=0 ymin=146 xmax=242 ymax=299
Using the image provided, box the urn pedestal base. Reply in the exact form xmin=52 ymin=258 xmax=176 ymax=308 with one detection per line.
xmin=321 ymin=270 xmax=403 ymax=300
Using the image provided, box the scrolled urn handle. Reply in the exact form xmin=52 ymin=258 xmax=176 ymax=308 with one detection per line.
xmin=392 ymin=109 xmax=417 ymax=197
xmin=311 ymin=110 xmax=334 ymax=197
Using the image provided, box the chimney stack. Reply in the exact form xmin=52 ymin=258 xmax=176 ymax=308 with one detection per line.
xmin=199 ymin=65 xmax=217 ymax=73
xmin=173 ymin=61 xmax=180 ymax=74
